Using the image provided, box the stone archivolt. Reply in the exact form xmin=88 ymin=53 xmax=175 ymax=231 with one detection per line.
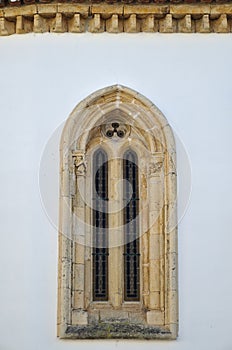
xmin=0 ymin=2 xmax=232 ymax=35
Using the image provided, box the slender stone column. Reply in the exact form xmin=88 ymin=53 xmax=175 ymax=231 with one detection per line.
xmin=108 ymin=158 xmax=123 ymax=308
xmin=148 ymin=153 xmax=164 ymax=310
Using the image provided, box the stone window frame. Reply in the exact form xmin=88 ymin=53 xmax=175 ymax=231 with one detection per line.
xmin=57 ymin=85 xmax=178 ymax=340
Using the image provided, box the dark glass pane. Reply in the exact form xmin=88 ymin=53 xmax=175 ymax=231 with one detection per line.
xmin=123 ymin=150 xmax=140 ymax=301
xmin=92 ymin=149 xmax=108 ymax=301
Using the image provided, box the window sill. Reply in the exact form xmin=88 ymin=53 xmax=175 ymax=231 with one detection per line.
xmin=60 ymin=323 xmax=174 ymax=340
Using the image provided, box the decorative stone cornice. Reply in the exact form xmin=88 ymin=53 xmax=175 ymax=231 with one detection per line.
xmin=0 ymin=2 xmax=232 ymax=35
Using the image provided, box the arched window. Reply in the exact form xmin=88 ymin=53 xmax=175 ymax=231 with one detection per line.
xmin=58 ymin=85 xmax=178 ymax=340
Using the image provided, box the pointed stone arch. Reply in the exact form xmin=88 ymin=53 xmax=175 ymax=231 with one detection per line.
xmin=58 ymin=85 xmax=178 ymax=339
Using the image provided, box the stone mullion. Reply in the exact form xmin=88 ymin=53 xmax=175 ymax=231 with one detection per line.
xmin=108 ymin=158 xmax=123 ymax=308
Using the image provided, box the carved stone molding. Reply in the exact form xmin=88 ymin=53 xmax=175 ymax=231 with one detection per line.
xmin=1 ymin=3 xmax=232 ymax=35
xmin=72 ymin=152 xmax=86 ymax=176
xmin=148 ymin=160 xmax=164 ymax=176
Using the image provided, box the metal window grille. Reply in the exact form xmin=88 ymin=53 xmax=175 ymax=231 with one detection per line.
xmin=92 ymin=149 xmax=109 ymax=301
xmin=123 ymin=150 xmax=140 ymax=301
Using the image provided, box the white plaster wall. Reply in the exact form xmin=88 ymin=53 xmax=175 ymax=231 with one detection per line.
xmin=0 ymin=33 xmax=232 ymax=350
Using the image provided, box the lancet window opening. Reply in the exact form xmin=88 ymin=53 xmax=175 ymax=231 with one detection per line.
xmin=91 ymin=145 xmax=141 ymax=302
xmin=92 ymin=149 xmax=109 ymax=301
xmin=123 ymin=150 xmax=140 ymax=301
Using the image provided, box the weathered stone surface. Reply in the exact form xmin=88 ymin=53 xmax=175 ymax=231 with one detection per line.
xmin=58 ymin=3 xmax=89 ymax=17
xmin=73 ymin=263 xmax=84 ymax=291
xmin=106 ymin=14 xmax=123 ymax=33
xmin=68 ymin=13 xmax=84 ymax=33
xmin=37 ymin=3 xmax=57 ymax=16
xmin=128 ymin=311 xmax=146 ymax=324
xmin=195 ymin=14 xmax=210 ymax=32
xmin=16 ymin=15 xmax=33 ymax=33
xmin=167 ymin=252 xmax=178 ymax=291
xmin=72 ymin=310 xmax=88 ymax=325
xmin=0 ymin=17 xmax=15 ymax=35
xmin=178 ymin=14 xmax=194 ymax=32
xmin=61 ymin=258 xmax=72 ymax=290
xmin=50 ymin=12 xmax=67 ymax=32
xmin=150 ymin=260 xmax=160 ymax=292
xmin=146 ymin=310 xmax=164 ymax=325
xmin=213 ymin=13 xmax=228 ymax=32
xmin=88 ymin=310 xmax=100 ymax=324
xmin=88 ymin=13 xmax=104 ymax=32
xmin=74 ymin=242 xmax=85 ymax=264
xmin=92 ymin=4 xmax=123 ymax=17
xmin=170 ymin=4 xmax=210 ymax=16
xmin=124 ymin=4 xmax=168 ymax=15
xmin=0 ymin=0 xmax=232 ymax=35
xmin=72 ymin=291 xmax=84 ymax=309
xmin=100 ymin=309 xmax=129 ymax=322
xmin=124 ymin=14 xmax=140 ymax=32
xmin=64 ymin=323 xmax=172 ymax=339
xmin=149 ymin=234 xmax=160 ymax=260
xmin=159 ymin=14 xmax=175 ymax=32
xmin=211 ymin=4 xmax=232 ymax=15
xmin=166 ymin=290 xmax=178 ymax=324
xmin=0 ymin=0 xmax=223 ymax=6
xmin=4 ymin=4 xmax=36 ymax=18
xmin=149 ymin=291 xmax=160 ymax=309
xmin=141 ymin=14 xmax=158 ymax=32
